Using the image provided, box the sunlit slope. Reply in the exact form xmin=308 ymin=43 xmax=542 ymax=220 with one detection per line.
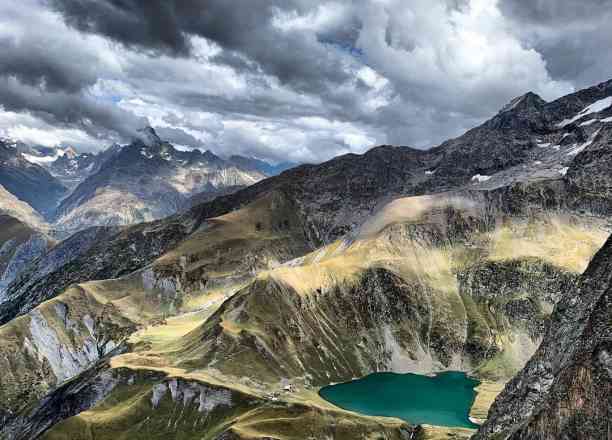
xmin=106 ymin=195 xmax=607 ymax=391
xmin=0 ymin=190 xmax=312 ymax=430
xmin=153 ymin=190 xmax=311 ymax=290
xmin=42 ymin=367 xmax=412 ymax=440
xmin=40 ymin=193 xmax=608 ymax=440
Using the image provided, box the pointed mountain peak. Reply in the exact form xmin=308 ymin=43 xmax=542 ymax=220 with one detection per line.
xmin=499 ymin=91 xmax=546 ymax=114
xmin=202 ymin=149 xmax=221 ymax=161
xmin=135 ymin=126 xmax=162 ymax=147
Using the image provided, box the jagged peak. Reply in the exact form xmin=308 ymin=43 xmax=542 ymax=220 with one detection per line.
xmin=135 ymin=126 xmax=162 ymax=147
xmin=201 ymin=149 xmax=221 ymax=161
xmin=499 ymin=91 xmax=546 ymax=114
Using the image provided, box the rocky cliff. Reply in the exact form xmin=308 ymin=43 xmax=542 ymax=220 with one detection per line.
xmin=474 ymin=235 xmax=612 ymax=440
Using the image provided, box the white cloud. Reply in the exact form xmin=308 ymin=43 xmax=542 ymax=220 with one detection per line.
xmin=0 ymin=0 xmax=591 ymax=162
xmin=354 ymin=0 xmax=573 ymax=142
xmin=0 ymin=111 xmax=102 ymax=149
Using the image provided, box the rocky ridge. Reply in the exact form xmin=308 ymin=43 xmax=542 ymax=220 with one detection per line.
xmin=474 ymin=235 xmax=612 ymax=440
xmin=51 ymin=127 xmax=270 ymax=232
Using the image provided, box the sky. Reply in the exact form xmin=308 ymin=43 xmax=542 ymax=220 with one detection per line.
xmin=0 ymin=0 xmax=610 ymax=163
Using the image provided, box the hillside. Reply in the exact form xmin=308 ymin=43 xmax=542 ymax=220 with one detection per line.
xmin=0 ymin=79 xmax=611 ymax=440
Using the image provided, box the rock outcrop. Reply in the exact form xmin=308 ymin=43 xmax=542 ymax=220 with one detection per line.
xmin=474 ymin=236 xmax=612 ymax=439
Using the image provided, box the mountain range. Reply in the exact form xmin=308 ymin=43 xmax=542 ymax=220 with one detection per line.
xmin=0 ymin=128 xmax=297 ymax=234
xmin=0 ymin=79 xmax=611 ymax=439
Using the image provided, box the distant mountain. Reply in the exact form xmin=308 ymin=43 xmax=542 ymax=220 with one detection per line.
xmin=181 ymin=184 xmax=246 ymax=211
xmin=46 ymin=143 xmax=122 ymax=190
xmin=0 ymin=184 xmax=49 ymax=232
xmin=0 ymin=185 xmax=55 ymax=303
xmin=0 ymin=131 xmax=292 ymax=233
xmin=52 ymin=127 xmax=269 ymax=232
xmin=228 ymin=155 xmax=298 ymax=176
xmin=0 ymin=139 xmax=67 ymax=218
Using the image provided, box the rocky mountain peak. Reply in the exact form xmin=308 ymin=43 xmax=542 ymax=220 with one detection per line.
xmin=499 ymin=91 xmax=546 ymax=114
xmin=135 ymin=126 xmax=162 ymax=147
xmin=201 ymin=149 xmax=222 ymax=163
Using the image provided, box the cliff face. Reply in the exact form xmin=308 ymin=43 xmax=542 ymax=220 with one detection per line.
xmin=474 ymin=236 xmax=612 ymax=440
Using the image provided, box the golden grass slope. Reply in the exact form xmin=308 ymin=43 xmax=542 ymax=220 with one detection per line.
xmin=8 ymin=192 xmax=611 ymax=439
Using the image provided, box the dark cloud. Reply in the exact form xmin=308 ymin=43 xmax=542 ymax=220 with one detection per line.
xmin=153 ymin=126 xmax=206 ymax=149
xmin=48 ymin=0 xmax=191 ymax=55
xmin=0 ymin=77 xmax=147 ymax=141
xmin=499 ymin=0 xmax=612 ymax=88
xmin=48 ymin=0 xmax=357 ymax=94
xmin=1 ymin=0 xmax=610 ymax=162
xmin=0 ymin=36 xmax=98 ymax=93
xmin=499 ymin=0 xmax=611 ymax=24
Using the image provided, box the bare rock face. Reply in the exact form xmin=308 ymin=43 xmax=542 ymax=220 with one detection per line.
xmin=457 ymin=259 xmax=579 ymax=374
xmin=0 ymin=215 xmax=53 ymax=302
xmin=474 ymin=236 xmax=612 ymax=440
xmin=1 ymin=356 xmax=125 ymax=440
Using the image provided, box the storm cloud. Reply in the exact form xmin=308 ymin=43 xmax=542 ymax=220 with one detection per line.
xmin=0 ymin=0 xmax=609 ymax=162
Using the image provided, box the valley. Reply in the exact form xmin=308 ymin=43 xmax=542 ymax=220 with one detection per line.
xmin=0 ymin=79 xmax=611 ymax=439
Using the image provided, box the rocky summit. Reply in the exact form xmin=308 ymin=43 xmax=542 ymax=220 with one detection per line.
xmin=0 ymin=79 xmax=610 ymax=440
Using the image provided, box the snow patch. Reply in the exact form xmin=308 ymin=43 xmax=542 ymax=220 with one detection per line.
xmin=566 ymin=129 xmax=600 ymax=156
xmin=471 ymin=174 xmax=492 ymax=183
xmin=140 ymin=148 xmax=154 ymax=159
xmin=557 ymin=96 xmax=612 ymax=127
xmin=558 ymin=167 xmax=569 ymax=176
xmin=579 ymin=119 xmax=599 ymax=126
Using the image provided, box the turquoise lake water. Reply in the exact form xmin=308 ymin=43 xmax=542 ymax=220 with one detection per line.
xmin=318 ymin=371 xmax=480 ymax=429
